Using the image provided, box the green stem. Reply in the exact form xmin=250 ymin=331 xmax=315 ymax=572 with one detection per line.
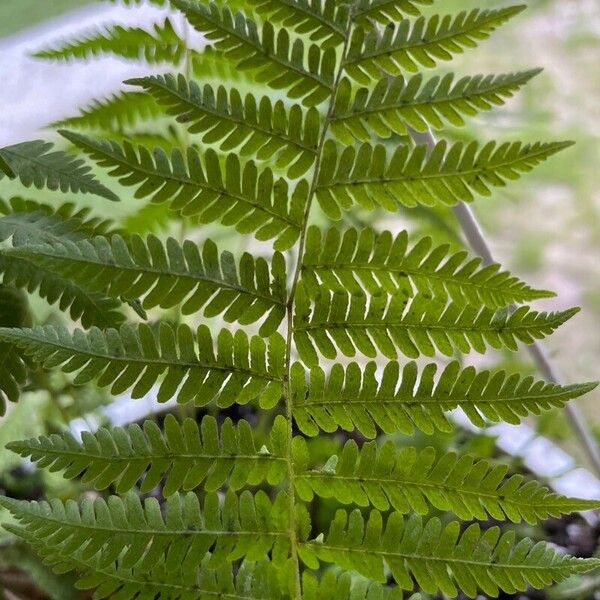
xmin=282 ymin=11 xmax=357 ymax=598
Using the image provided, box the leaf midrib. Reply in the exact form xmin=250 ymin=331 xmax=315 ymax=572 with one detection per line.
xmin=303 ymin=541 xmax=575 ymax=572
xmin=317 ymin=144 xmax=558 ymax=189
xmin=141 ymin=78 xmax=318 ymax=155
xmin=302 ymin=471 xmax=557 ymax=509
xmin=12 ymin=244 xmax=286 ymax=307
xmin=345 ymin=10 xmax=514 ymax=67
xmin=305 ymin=263 xmax=548 ymax=302
xmin=0 ymin=329 xmax=280 ymax=382
xmin=63 ymin=134 xmax=299 ymax=229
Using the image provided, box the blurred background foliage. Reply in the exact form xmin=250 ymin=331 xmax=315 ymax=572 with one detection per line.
xmin=0 ymin=0 xmax=599 ymax=598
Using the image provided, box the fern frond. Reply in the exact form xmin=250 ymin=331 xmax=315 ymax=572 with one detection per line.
xmin=302 ymin=226 xmax=553 ymax=308
xmin=0 ymin=255 xmax=125 ymax=329
xmin=128 ymin=74 xmax=320 ymax=178
xmin=0 ymin=140 xmax=119 ymax=202
xmin=0 ymin=200 xmax=125 ymax=328
xmin=60 ymin=130 xmax=305 ymax=250
xmin=353 ymin=0 xmax=434 ymax=24
xmin=172 ymin=0 xmax=336 ymax=105
xmin=301 ymin=511 xmax=600 ymax=597
xmin=303 ymin=569 xmax=418 ymax=599
xmin=6 ymin=234 xmax=288 ymax=335
xmin=294 ymin=439 xmax=600 ymax=523
xmin=331 ymin=70 xmax=541 ymax=143
xmin=8 ymin=414 xmax=288 ymax=496
xmin=34 ymin=19 xmax=185 ymax=64
xmin=191 ymin=46 xmax=258 ymax=87
xmin=16 ymin=533 xmax=286 ymax=600
xmin=0 ymin=197 xmax=116 ymax=244
xmin=0 ymin=287 xmax=29 ymax=413
xmin=52 ymin=91 xmax=161 ymax=132
xmin=81 ymin=558 xmax=285 ymax=600
xmin=316 ymin=139 xmax=571 ymax=219
xmin=291 ymin=360 xmax=596 ymax=438
xmin=246 ymin=0 xmax=349 ymax=47
xmin=293 ymin=288 xmax=577 ymax=364
xmin=345 ymin=6 xmax=526 ymax=84
xmin=0 ymin=323 xmax=285 ymax=408
xmin=0 ymin=490 xmax=291 ymax=571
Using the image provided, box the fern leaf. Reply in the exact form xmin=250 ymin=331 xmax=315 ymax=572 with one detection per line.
xmin=300 ymin=511 xmax=600 ymax=597
xmin=8 ymin=414 xmax=288 ymax=496
xmin=0 ymin=286 xmax=30 ymax=413
xmin=246 ymin=0 xmax=349 ymax=47
xmin=172 ymin=0 xmax=336 ymax=106
xmin=316 ymin=139 xmax=572 ymax=219
xmin=345 ymin=6 xmax=526 ymax=84
xmin=303 ymin=570 xmax=417 ymax=599
xmin=353 ymin=0 xmax=434 ymax=23
xmin=0 ymin=323 xmax=285 ymax=408
xmin=6 ymin=234 xmax=288 ymax=335
xmin=52 ymin=91 xmax=161 ymax=132
xmin=0 ymin=490 xmax=291 ymax=571
xmin=191 ymin=45 xmax=258 ymax=87
xmin=128 ymin=74 xmax=320 ymax=178
xmin=0 ymin=197 xmax=116 ymax=244
xmin=0 ymin=140 xmax=119 ymax=202
xmin=60 ymin=130 xmax=305 ymax=250
xmin=16 ymin=534 xmax=286 ymax=600
xmin=293 ymin=287 xmax=577 ymax=364
xmin=331 ymin=70 xmax=541 ymax=143
xmin=34 ymin=19 xmax=185 ymax=64
xmin=0 ymin=255 xmax=125 ymax=329
xmin=294 ymin=439 xmax=600 ymax=523
xmin=302 ymin=226 xmax=553 ymax=308
xmin=290 ymin=360 xmax=596 ymax=438
xmin=0 ymin=200 xmax=125 ymax=328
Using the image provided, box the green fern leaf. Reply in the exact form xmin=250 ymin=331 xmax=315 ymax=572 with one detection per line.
xmin=300 ymin=511 xmax=600 ymax=596
xmin=81 ymin=558 xmax=285 ymax=600
xmin=0 ymin=197 xmax=116 ymax=244
xmin=294 ymin=439 xmax=600 ymax=523
xmin=316 ymin=139 xmax=572 ymax=219
xmin=0 ymin=140 xmax=119 ymax=202
xmin=52 ymin=91 xmax=161 ymax=132
xmin=293 ymin=287 xmax=577 ymax=364
xmin=246 ymin=0 xmax=349 ymax=47
xmin=291 ymin=360 xmax=596 ymax=438
xmin=353 ymin=0 xmax=434 ymax=23
xmin=128 ymin=74 xmax=320 ymax=177
xmin=0 ymin=490 xmax=291 ymax=571
xmin=331 ymin=70 xmax=541 ymax=143
xmin=60 ymin=130 xmax=305 ymax=250
xmin=302 ymin=226 xmax=554 ymax=308
xmin=0 ymin=255 xmax=125 ymax=329
xmin=22 ymin=534 xmax=287 ymax=600
xmin=303 ymin=569 xmax=418 ymax=599
xmin=345 ymin=6 xmax=526 ymax=84
xmin=172 ymin=0 xmax=336 ymax=105
xmin=0 ymin=286 xmax=30 ymax=413
xmin=0 ymin=323 xmax=285 ymax=408
xmin=34 ymin=19 xmax=185 ymax=64
xmin=8 ymin=414 xmax=288 ymax=495
xmin=0 ymin=200 xmax=125 ymax=328
xmin=6 ymin=234 xmax=288 ymax=334
xmin=191 ymin=45 xmax=258 ymax=87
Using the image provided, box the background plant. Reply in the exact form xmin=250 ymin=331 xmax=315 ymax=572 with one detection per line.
xmin=0 ymin=0 xmax=599 ymax=599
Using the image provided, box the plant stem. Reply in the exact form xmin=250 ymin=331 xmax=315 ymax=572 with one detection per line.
xmin=283 ymin=15 xmax=357 ymax=598
xmin=410 ymin=127 xmax=600 ymax=477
